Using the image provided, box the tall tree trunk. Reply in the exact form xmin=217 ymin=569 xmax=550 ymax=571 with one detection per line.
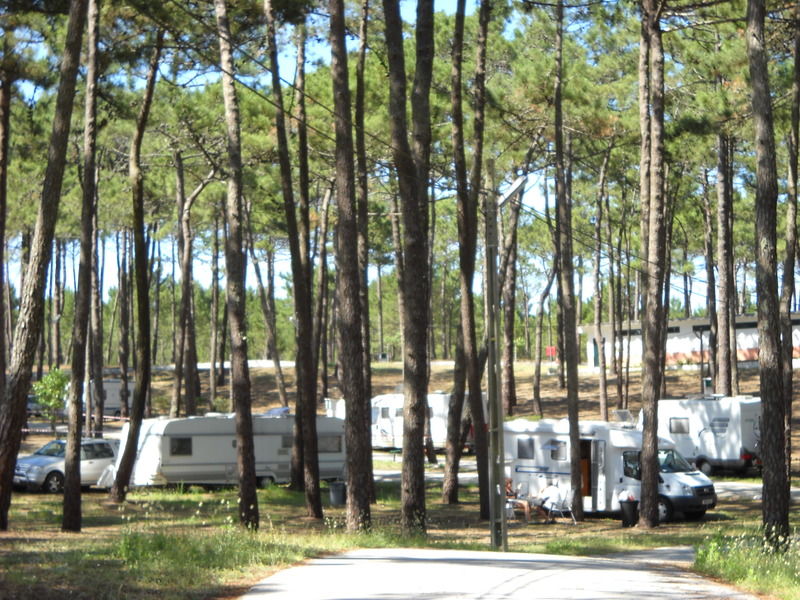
xmin=214 ymin=0 xmax=259 ymax=529
xmin=110 ymin=30 xmax=162 ymax=505
xmin=500 ymin=189 xmax=522 ymax=417
xmin=715 ymin=133 xmax=733 ymax=396
xmin=330 ymin=0 xmax=370 ymax=530
xmin=90 ymin=203 xmax=104 ymax=437
xmin=0 ymin=0 xmax=86 ymax=530
xmin=554 ymin=0 xmax=582 ymax=522
xmin=383 ymin=0 xmax=434 ymax=534
xmin=747 ymin=0 xmax=789 ymax=546
xmin=264 ymin=5 xmax=321 ymax=516
xmin=210 ymin=211 xmax=220 ymax=406
xmin=447 ymin=0 xmax=491 ymax=517
xmin=355 ymin=0 xmax=375 ymax=502
xmin=532 ymin=267 xmax=556 ymax=416
xmin=594 ymin=148 xmax=611 ymax=420
xmin=638 ymin=0 xmax=668 ymax=529
xmin=702 ymin=171 xmax=718 ymax=389
xmin=116 ymin=232 xmax=130 ymax=421
xmin=63 ymin=0 xmax=99 ymax=532
xmin=781 ymin=4 xmax=800 ymax=483
xmin=0 ymin=33 xmax=11 ymax=433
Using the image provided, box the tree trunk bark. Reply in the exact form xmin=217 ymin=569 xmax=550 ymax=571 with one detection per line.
xmin=110 ymin=30 xmax=162 ymax=505
xmin=214 ymin=0 xmax=259 ymax=529
xmin=715 ymin=133 xmax=733 ymax=396
xmin=554 ymin=0 xmax=582 ymax=522
xmin=638 ymin=0 xmax=668 ymax=529
xmin=702 ymin=171 xmax=718 ymax=389
xmin=594 ymin=148 xmax=611 ymax=421
xmin=330 ymin=0 xmax=371 ymax=529
xmin=383 ymin=0 xmax=434 ymax=534
xmin=63 ymin=0 xmax=98 ymax=532
xmin=747 ymin=0 xmax=789 ymax=545
xmin=264 ymin=5 xmax=321 ymax=517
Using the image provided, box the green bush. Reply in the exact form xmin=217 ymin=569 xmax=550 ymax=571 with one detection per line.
xmin=32 ymin=369 xmax=70 ymax=432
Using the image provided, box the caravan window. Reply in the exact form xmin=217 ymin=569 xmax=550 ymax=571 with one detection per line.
xmin=281 ymin=435 xmax=293 ymax=449
xmin=381 ymin=407 xmax=390 ymax=419
xmin=395 ymin=408 xmax=403 ymax=417
xmin=669 ymin=417 xmax=690 ymax=434
xmin=517 ymin=437 xmax=535 ymax=459
xmin=710 ymin=418 xmax=729 ymax=435
xmin=547 ymin=439 xmax=567 ymax=462
xmin=319 ymin=435 xmax=343 ymax=453
xmin=170 ymin=437 xmax=192 ymax=456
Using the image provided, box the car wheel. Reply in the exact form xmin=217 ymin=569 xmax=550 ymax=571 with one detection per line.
xmin=697 ymin=460 xmax=713 ymax=476
xmin=657 ymin=496 xmax=673 ymax=523
xmin=43 ymin=471 xmax=65 ymax=493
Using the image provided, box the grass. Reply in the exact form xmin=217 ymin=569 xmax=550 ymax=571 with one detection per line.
xmin=696 ymin=529 xmax=800 ymax=600
xmin=0 ymin=477 xmax=793 ymax=600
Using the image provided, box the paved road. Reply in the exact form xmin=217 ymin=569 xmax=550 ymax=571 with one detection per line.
xmin=241 ymin=481 xmax=775 ymax=600
xmin=240 ymin=547 xmax=758 ymax=599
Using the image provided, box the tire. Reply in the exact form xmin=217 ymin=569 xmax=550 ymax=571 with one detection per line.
xmin=43 ymin=471 xmax=65 ymax=494
xmin=697 ymin=460 xmax=713 ymax=476
xmin=259 ymin=476 xmax=275 ymax=489
xmin=684 ymin=509 xmax=706 ymax=521
xmin=657 ymin=496 xmax=673 ymax=523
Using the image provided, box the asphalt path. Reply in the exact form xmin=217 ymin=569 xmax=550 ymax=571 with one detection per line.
xmin=240 ymin=481 xmax=775 ymax=600
xmin=240 ymin=546 xmax=759 ymax=600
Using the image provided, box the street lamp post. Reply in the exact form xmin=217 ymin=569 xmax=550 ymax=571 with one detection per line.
xmin=487 ymin=174 xmax=526 ymax=551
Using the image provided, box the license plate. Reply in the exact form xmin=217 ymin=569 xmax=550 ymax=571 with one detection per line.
xmin=702 ymin=498 xmax=713 ymax=505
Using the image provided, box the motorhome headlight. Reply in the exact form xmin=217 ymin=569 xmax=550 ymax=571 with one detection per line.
xmin=682 ymin=484 xmax=694 ymax=496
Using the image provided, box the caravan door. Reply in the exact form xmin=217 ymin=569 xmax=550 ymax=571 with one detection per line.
xmin=591 ymin=439 xmax=607 ymax=511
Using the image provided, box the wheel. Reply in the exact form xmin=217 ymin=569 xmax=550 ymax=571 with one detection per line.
xmin=657 ymin=496 xmax=673 ymax=523
xmin=43 ymin=471 xmax=65 ymax=493
xmin=259 ymin=476 xmax=274 ymax=489
xmin=684 ymin=509 xmax=706 ymax=521
xmin=697 ymin=460 xmax=713 ymax=476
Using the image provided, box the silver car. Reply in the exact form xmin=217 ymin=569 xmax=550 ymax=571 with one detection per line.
xmin=14 ymin=438 xmax=119 ymax=493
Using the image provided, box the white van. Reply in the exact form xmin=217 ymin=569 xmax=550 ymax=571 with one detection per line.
xmin=643 ymin=396 xmax=761 ymax=475
xmin=98 ymin=413 xmax=346 ymax=488
xmin=504 ymin=418 xmax=717 ymax=522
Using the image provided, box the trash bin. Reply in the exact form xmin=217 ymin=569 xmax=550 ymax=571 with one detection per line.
xmin=620 ymin=500 xmax=639 ymax=527
xmin=329 ymin=481 xmax=346 ymax=507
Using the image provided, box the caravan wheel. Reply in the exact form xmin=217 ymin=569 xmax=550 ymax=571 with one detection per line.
xmin=259 ymin=477 xmax=275 ymax=489
xmin=697 ymin=460 xmax=713 ymax=476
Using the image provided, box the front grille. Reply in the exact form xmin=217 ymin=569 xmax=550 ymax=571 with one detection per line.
xmin=695 ymin=485 xmax=715 ymax=498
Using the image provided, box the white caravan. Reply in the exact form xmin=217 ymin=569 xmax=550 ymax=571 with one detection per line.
xmin=98 ymin=413 xmax=346 ymax=488
xmin=504 ymin=418 xmax=717 ymax=522
xmin=644 ymin=396 xmax=761 ymax=475
xmin=370 ymin=393 xmax=453 ymax=449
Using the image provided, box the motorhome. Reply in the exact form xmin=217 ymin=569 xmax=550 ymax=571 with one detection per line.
xmin=98 ymin=413 xmax=346 ymax=488
xmin=504 ymin=418 xmax=717 ymax=522
xmin=644 ymin=396 xmax=761 ymax=475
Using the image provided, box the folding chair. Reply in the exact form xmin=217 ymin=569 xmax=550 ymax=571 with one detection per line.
xmin=546 ymin=487 xmax=577 ymax=524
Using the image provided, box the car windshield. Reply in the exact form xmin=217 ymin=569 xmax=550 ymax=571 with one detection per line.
xmin=658 ymin=449 xmax=694 ymax=473
xmin=34 ymin=440 xmax=66 ymax=458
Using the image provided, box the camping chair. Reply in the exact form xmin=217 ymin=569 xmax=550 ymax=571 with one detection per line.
xmin=506 ymin=480 xmax=532 ymax=522
xmin=546 ymin=487 xmax=577 ymax=524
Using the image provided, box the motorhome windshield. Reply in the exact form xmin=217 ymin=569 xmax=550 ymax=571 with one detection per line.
xmin=622 ymin=448 xmax=695 ymax=479
xmin=658 ymin=449 xmax=694 ymax=473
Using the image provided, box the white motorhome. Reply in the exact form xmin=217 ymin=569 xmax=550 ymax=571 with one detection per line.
xmin=99 ymin=413 xmax=346 ymax=488
xmin=645 ymin=396 xmax=761 ymax=475
xmin=504 ymin=418 xmax=717 ymax=522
